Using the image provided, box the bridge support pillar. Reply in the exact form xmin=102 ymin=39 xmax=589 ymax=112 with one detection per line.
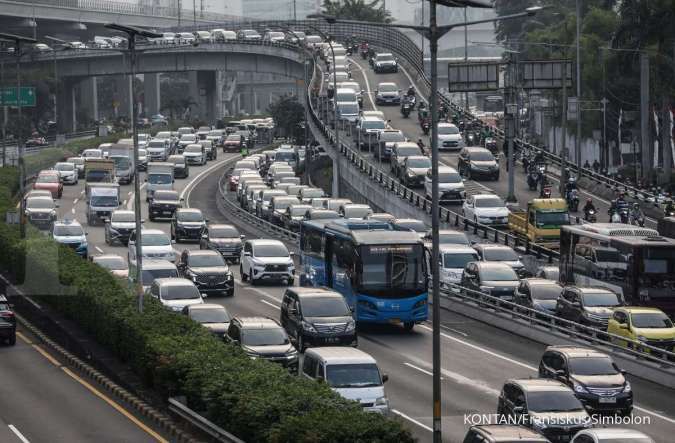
xmin=187 ymin=71 xmax=216 ymax=123
xmin=144 ymin=73 xmax=161 ymax=117
xmin=113 ymin=75 xmax=133 ymax=120
xmin=79 ymin=76 xmax=99 ymax=124
xmin=56 ymin=78 xmax=76 ymax=133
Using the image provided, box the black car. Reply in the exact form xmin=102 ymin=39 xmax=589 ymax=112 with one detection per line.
xmin=182 ymin=303 xmax=231 ymax=338
xmin=226 ymin=317 xmax=299 ymax=373
xmin=457 ymin=147 xmax=500 ymax=181
xmin=461 ymin=261 xmax=519 ymax=302
xmin=0 ymin=295 xmax=16 ymax=346
xmin=199 ymin=224 xmax=244 ymax=263
xmin=514 ymin=278 xmax=563 ymax=317
xmin=168 ymin=154 xmax=189 ymax=179
xmin=178 ymin=249 xmax=234 ymax=297
xmin=171 ymin=208 xmax=207 ymax=242
xmin=104 ymin=209 xmax=136 ymax=246
xmin=148 ymin=190 xmax=182 ymax=221
xmin=280 ymin=288 xmax=357 ymax=352
xmin=539 ymin=346 xmax=633 ymax=416
xmin=555 ymin=286 xmax=624 ymax=329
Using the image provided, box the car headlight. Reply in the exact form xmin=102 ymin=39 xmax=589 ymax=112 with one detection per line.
xmin=301 ymin=320 xmax=316 ymax=332
xmin=574 ymin=384 xmax=588 ymax=394
xmin=375 ymin=396 xmax=389 ymax=407
xmin=637 ymin=335 xmax=648 ymax=342
xmin=407 ymin=171 xmax=415 ymax=177
xmin=345 ymin=320 xmax=356 ymax=332
xmin=532 ymin=419 xmax=547 ymax=431
xmin=479 ymin=285 xmax=493 ymax=293
xmin=624 ymin=381 xmax=631 ymax=392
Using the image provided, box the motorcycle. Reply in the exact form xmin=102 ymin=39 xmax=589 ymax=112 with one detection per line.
xmin=540 ymin=185 xmax=552 ymax=199
xmin=584 ymin=208 xmax=597 ymax=222
xmin=466 ymin=131 xmax=476 ymax=145
xmin=484 ymin=137 xmax=497 ymax=153
xmin=421 ymin=121 xmax=430 ymax=135
xmin=665 ymin=208 xmax=675 ymax=217
xmin=360 ymin=47 xmax=368 ymax=59
xmin=406 ymin=94 xmax=416 ymax=109
xmin=610 ymin=210 xmax=621 ymax=223
xmin=630 ymin=212 xmax=645 ymax=227
xmin=567 ymin=189 xmax=579 ymax=212
xmin=401 ymin=102 xmax=411 ymax=118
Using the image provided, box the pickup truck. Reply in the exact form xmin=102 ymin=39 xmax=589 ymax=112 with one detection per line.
xmin=508 ymin=198 xmax=569 ymax=247
xmin=86 ymin=183 xmax=121 ymax=225
xmin=84 ymin=158 xmax=115 ymax=199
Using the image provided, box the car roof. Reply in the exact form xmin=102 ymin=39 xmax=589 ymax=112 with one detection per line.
xmin=361 ymin=115 xmax=384 ymax=122
xmin=188 ymin=303 xmax=227 ymax=312
xmin=619 ymin=307 xmax=666 ymax=314
xmin=471 ymin=425 xmax=549 ymax=441
xmin=186 ymin=249 xmax=221 ymax=257
xmin=141 ymin=259 xmax=176 ymax=270
xmin=176 ymin=208 xmax=202 ymax=214
xmin=476 ymin=262 xmax=515 ymax=271
xmin=438 ymin=165 xmax=459 ymax=173
xmin=235 ymin=316 xmax=281 ymax=329
xmin=508 ymin=378 xmax=570 ymax=392
xmin=26 ymin=196 xmax=54 ymax=204
xmin=92 ymin=254 xmax=125 ymax=262
xmin=405 ymin=155 xmax=429 ymax=161
xmin=112 ymin=209 xmax=134 ymax=215
xmin=545 ymin=345 xmax=610 ymax=359
xmin=474 ymin=243 xmax=512 ymax=251
xmin=53 ymin=219 xmax=82 ymax=228
xmin=474 ymin=193 xmax=500 ymax=200
xmin=464 ymin=146 xmax=492 ymax=153
xmin=296 ymin=290 xmax=344 ymax=300
xmin=249 ymin=239 xmax=285 ymax=246
xmin=377 ymin=82 xmax=397 ymax=87
xmin=306 ymin=347 xmax=377 ymax=364
xmin=439 ymin=245 xmax=477 ymax=254
xmin=139 ymin=228 xmax=166 ymax=235
xmin=208 ymin=223 xmax=236 ymax=230
xmin=577 ymin=428 xmax=652 ymax=439
xmin=154 ymin=277 xmax=195 ymax=287
xmin=522 ymin=278 xmax=561 ymax=287
xmin=575 ymin=286 xmax=617 ymax=294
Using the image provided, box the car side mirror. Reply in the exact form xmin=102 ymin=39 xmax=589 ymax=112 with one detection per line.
xmin=103 ymin=218 xmax=110 ymax=224
xmin=201 ymin=234 xmax=208 ymax=239
xmin=289 ymin=252 xmax=295 ymax=257
xmin=171 ymin=239 xmax=176 ymax=244
xmin=244 ymin=251 xmax=251 ymax=256
xmin=382 ymin=373 xmax=389 ymax=383
xmin=240 ymin=234 xmax=246 ymax=239
xmin=512 ymin=406 xmax=525 ymax=414
xmin=201 ymin=293 xmax=208 ymax=298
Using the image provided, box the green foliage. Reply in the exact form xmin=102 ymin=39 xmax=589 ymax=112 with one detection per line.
xmin=268 ymin=95 xmax=305 ymax=140
xmin=22 ymin=135 xmax=119 ymax=177
xmin=322 ymin=0 xmax=393 ymax=23
xmin=0 ymin=185 xmax=413 ymax=442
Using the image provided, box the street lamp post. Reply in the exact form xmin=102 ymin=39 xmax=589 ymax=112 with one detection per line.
xmin=104 ymin=24 xmax=162 ymax=313
xmin=311 ymin=4 xmax=541 ymax=441
xmin=575 ymin=0 xmax=582 ymax=175
xmin=0 ymin=33 xmax=37 ymax=239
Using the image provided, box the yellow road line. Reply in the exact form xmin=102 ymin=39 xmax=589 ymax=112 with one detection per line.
xmin=16 ymin=331 xmax=32 ymax=344
xmin=32 ymin=344 xmax=62 ymax=367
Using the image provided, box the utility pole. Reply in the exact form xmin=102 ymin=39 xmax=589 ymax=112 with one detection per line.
xmin=640 ymin=52 xmax=650 ymax=179
xmin=560 ymin=61 xmax=568 ymax=196
xmin=575 ymin=0 xmax=582 ymax=175
xmin=505 ymin=52 xmax=516 ymax=203
xmin=463 ymin=7 xmax=468 ymax=110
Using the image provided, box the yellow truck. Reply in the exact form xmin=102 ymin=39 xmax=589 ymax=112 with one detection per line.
xmin=508 ymin=198 xmax=569 ymax=247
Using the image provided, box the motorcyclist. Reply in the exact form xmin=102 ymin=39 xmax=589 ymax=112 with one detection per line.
xmin=417 ymin=101 xmax=426 ymax=111
xmin=481 ymin=126 xmax=493 ymax=145
xmin=417 ymin=138 xmax=427 ymax=156
xmin=533 ymin=149 xmax=545 ymax=165
xmin=407 ymin=85 xmax=416 ymax=97
xmin=630 ymin=202 xmax=644 ymax=225
xmin=583 ymin=198 xmax=596 ymax=213
xmin=610 ymin=192 xmax=628 ymax=217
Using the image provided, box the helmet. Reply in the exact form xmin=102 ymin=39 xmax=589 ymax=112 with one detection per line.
xmin=587 ymin=198 xmax=592 ymax=203
xmin=633 ymin=203 xmax=640 ymax=209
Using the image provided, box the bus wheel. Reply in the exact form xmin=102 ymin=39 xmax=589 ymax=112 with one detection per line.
xmin=403 ymin=322 xmax=415 ymax=332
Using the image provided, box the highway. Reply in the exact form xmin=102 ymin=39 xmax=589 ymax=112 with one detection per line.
xmin=0 ymin=325 xmax=165 ymax=442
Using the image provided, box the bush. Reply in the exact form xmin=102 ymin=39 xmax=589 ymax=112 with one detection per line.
xmin=0 ymin=197 xmax=414 ymax=442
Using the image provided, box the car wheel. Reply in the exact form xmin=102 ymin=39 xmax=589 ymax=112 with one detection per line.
xmin=149 ymin=214 xmax=155 ymax=221
xmin=104 ymin=230 xmax=110 ymax=245
xmin=8 ymin=334 xmax=16 ymax=346
xmin=403 ymin=322 xmax=415 ymax=332
xmin=288 ymin=278 xmax=294 ymax=286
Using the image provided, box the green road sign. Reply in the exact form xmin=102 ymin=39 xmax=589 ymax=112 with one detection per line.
xmin=0 ymin=87 xmax=36 ymax=107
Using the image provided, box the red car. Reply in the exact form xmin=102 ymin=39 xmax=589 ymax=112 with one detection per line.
xmin=33 ymin=170 xmax=63 ymax=198
xmin=223 ymin=134 xmax=243 ymax=153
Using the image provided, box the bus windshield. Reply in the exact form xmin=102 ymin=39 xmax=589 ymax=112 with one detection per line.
xmin=359 ymin=244 xmax=425 ymax=298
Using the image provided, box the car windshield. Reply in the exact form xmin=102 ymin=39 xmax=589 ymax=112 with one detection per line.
xmin=53 ymin=225 xmax=84 ymax=236
xmin=380 ymin=132 xmax=404 ymax=142
xmin=141 ymin=268 xmax=177 ymax=285
xmin=481 ymin=267 xmax=518 ymax=281
xmin=227 ymin=135 xmax=241 ymax=141
xmin=263 ymin=192 xmax=286 ymax=202
xmin=138 ymin=149 xmax=147 ymax=157
xmin=290 ymin=207 xmax=309 ymax=216
xmin=443 ymin=253 xmax=478 ymax=269
xmin=275 ymin=151 xmax=295 ymax=162
xmin=379 ymin=84 xmax=397 ymax=92
xmin=531 ymin=285 xmax=562 ymax=300
xmin=255 ymin=244 xmax=289 ymax=257
xmin=406 ymin=158 xmax=431 ymax=169
xmin=95 ymin=257 xmax=127 ymax=270
xmin=438 ymin=172 xmax=462 ymax=183
xmin=162 ymin=285 xmax=201 ymax=300
xmin=273 ymin=199 xmax=298 ymax=210
xmin=311 ymin=211 xmax=338 ymax=219
xmin=148 ymin=141 xmax=165 ymax=148
xmin=301 ymin=297 xmax=350 ymax=317
xmin=438 ymin=126 xmax=460 ymax=135
xmin=536 ymin=211 xmax=570 ymax=228
xmin=156 ymin=132 xmax=171 ymax=138
xmin=325 ymin=363 xmax=381 ymax=388
xmin=359 ymin=244 xmax=426 ymax=298
xmin=190 ymin=308 xmax=230 ymax=324
xmin=154 ymin=191 xmax=179 ymax=201
xmin=344 ymin=207 xmax=371 ymax=218
xmin=526 ymin=391 xmax=584 ymax=413
xmin=568 ymin=357 xmax=619 ymax=376
xmin=397 ymin=146 xmax=422 ymax=157
xmin=55 ymin=163 xmax=74 ymax=171
xmin=27 ymin=198 xmax=54 ymax=209
xmin=209 ymin=227 xmax=238 ymax=238
xmin=170 ymin=157 xmax=185 ymax=166
xmin=396 ymin=221 xmax=426 ymax=232
xmin=189 ymin=254 xmax=226 ymax=267
xmin=185 ymin=146 xmax=202 ymax=153
xmin=37 ymin=174 xmax=58 ymax=183
xmin=339 ymin=103 xmax=359 ymax=114
xmin=583 ymin=291 xmax=621 ymax=307
xmin=631 ymin=312 xmax=674 ymax=328
xmin=149 ymin=174 xmax=172 ymax=185
xmin=90 ymin=196 xmax=118 ymax=207
xmin=177 ymin=212 xmax=203 ymax=222
xmin=475 ymin=197 xmax=504 ymax=208
xmin=438 ymin=232 xmax=469 ymax=245
xmin=141 ymin=233 xmax=170 ymax=246
xmin=302 ymin=189 xmax=324 ymax=198
xmin=377 ymin=54 xmax=394 ymax=61
xmin=241 ymin=328 xmax=289 ymax=346
xmin=470 ymin=152 xmax=495 ymax=161
xmin=181 ymin=135 xmax=196 ymax=142
xmin=483 ymin=248 xmax=518 ymax=261
xmin=112 ymin=157 xmax=130 ymax=170
xmin=362 ymin=120 xmax=386 ymax=130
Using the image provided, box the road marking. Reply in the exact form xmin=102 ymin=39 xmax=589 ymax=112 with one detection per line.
xmin=95 ymin=246 xmax=104 ymax=253
xmin=391 ymin=409 xmax=433 ymax=433
xmin=439 ymin=324 xmax=468 ymax=337
xmin=8 ymin=425 xmax=30 ymax=443
xmin=32 ymin=344 xmax=63 ymax=367
xmin=399 ymin=64 xmax=428 ymax=105
xmin=235 ymin=279 xmax=283 ymax=302
xmin=71 ymin=208 xmax=76 ymax=214
xmin=403 ymin=362 xmax=443 ymax=379
xmin=16 ymin=331 xmax=31 ymax=344
xmin=61 ymin=367 xmax=168 ymax=443
xmin=182 ymin=156 xmax=235 ymax=207
xmin=73 ymin=198 xmax=78 ymax=205
xmin=80 ymin=190 xmax=85 ymax=195
xmin=349 ymin=58 xmax=377 ymax=110
xmin=122 ymin=199 xmax=127 ymax=206
xmin=259 ymin=299 xmax=280 ymax=310
xmin=127 ymin=191 xmax=132 ymax=196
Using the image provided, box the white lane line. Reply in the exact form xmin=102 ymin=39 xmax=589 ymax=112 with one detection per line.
xmin=73 ymin=198 xmax=78 ymax=205
xmin=127 ymin=191 xmax=132 ymax=196
xmin=349 ymin=58 xmax=377 ymax=110
xmin=403 ymin=362 xmax=444 ymax=379
xmin=8 ymin=425 xmax=30 ymax=443
xmin=391 ymin=409 xmax=433 ymax=433
xmin=439 ymin=324 xmax=468 ymax=337
xmin=122 ymin=200 xmax=127 ymax=206
xmin=259 ymin=299 xmax=280 ymax=310
xmin=80 ymin=190 xmax=85 ymax=195
xmin=234 ymin=279 xmax=283 ymax=302
xmin=95 ymin=246 xmax=103 ymax=253
xmin=71 ymin=208 xmax=75 ymax=214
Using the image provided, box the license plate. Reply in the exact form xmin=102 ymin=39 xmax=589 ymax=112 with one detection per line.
xmin=599 ymin=397 xmax=616 ymax=403
xmin=162 ymin=211 xmax=172 ymax=215
xmin=325 ymin=337 xmax=339 ymax=343
xmin=389 ymin=318 xmax=401 ymax=325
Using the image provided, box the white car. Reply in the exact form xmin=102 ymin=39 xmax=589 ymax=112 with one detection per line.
xmin=82 ymin=148 xmax=103 ymax=159
xmin=183 ymin=144 xmax=206 ymax=165
xmin=425 ymin=166 xmax=465 ymax=203
xmin=462 ymin=194 xmax=509 ymax=225
xmin=437 ymin=245 xmax=479 ymax=290
xmin=128 ymin=229 xmax=176 ymax=265
xmin=53 ymin=162 xmax=78 ymax=185
xmin=148 ymin=278 xmax=204 ymax=312
xmin=571 ymin=428 xmax=654 ymax=443
xmin=240 ymin=239 xmax=294 ymax=285
xmin=437 ymin=122 xmax=464 ymax=151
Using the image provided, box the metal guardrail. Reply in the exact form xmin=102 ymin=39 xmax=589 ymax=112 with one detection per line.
xmin=168 ymin=398 xmax=245 ymax=443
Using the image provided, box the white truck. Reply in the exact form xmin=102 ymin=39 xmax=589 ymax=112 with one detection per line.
xmin=87 ymin=183 xmax=121 ymax=225
xmin=107 ymin=144 xmax=134 ymax=185
xmin=145 ymin=162 xmax=175 ymax=202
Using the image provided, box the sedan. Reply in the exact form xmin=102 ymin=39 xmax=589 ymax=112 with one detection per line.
xmin=182 ymin=304 xmax=231 ymax=338
xmin=462 ymin=194 xmax=509 ymax=226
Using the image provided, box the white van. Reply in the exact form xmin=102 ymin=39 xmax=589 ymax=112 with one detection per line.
xmin=302 ymin=347 xmax=389 ymax=414
xmin=211 ymin=29 xmax=237 ymax=42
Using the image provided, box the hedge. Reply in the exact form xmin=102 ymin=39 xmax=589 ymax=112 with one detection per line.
xmin=0 ymin=189 xmax=414 ymax=442
xmin=24 ymin=135 xmax=119 ymax=177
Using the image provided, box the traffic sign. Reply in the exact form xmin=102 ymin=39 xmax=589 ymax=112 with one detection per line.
xmin=0 ymin=87 xmax=36 ymax=107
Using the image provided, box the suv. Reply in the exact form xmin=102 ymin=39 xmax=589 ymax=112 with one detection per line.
xmin=104 ymin=209 xmax=137 ymax=245
xmin=256 ymin=189 xmax=288 ymax=219
xmin=400 ymin=155 xmax=431 ymax=188
xmin=390 ymin=142 xmax=423 ymax=177
xmin=473 ymin=244 xmax=528 ymax=278
xmin=462 ymin=194 xmax=509 ymax=226
xmin=199 ymin=224 xmax=244 ymax=263
xmin=128 ymin=229 xmax=176 ymax=265
xmin=168 ymin=154 xmax=189 ymax=179
xmin=280 ymin=288 xmax=356 ymax=351
xmin=226 ymin=317 xmax=298 ymax=372
xmin=538 ymin=346 xmax=633 ymax=416
xmin=438 ymin=245 xmax=479 ymax=291
xmin=426 ymin=166 xmax=465 ymax=204
xmin=51 ymin=219 xmax=88 ymax=258
xmin=282 ymin=204 xmax=313 ymax=231
xmin=0 ymin=295 xmax=16 ymax=346
xmin=514 ymin=278 xmax=563 ymax=316
xmin=462 ymin=425 xmax=550 ymax=443
xmin=25 ymin=196 xmax=58 ymax=230
xmin=461 ymin=262 xmax=519 ymax=302
xmin=375 ymin=129 xmax=406 ymax=161
xmin=354 ymin=116 xmax=387 ymax=150
xmin=497 ymin=378 xmax=591 ymax=441
xmin=372 ymin=52 xmax=398 ymax=73
xmin=458 ymin=147 xmax=500 ymax=181
xmin=178 ymin=249 xmax=234 ymax=297
xmin=148 ymin=190 xmax=183 ymax=221
xmin=171 ymin=208 xmax=207 ymax=243
xmin=374 ymin=82 xmax=401 ymax=105
xmin=182 ymin=303 xmax=231 ymax=338
xmin=147 ymin=277 xmax=203 ymax=312
xmin=240 ymin=239 xmax=295 ymax=285
xmin=555 ymin=286 xmax=624 ymax=328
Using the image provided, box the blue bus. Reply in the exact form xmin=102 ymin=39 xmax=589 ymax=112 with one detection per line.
xmin=300 ymin=219 xmax=428 ymax=331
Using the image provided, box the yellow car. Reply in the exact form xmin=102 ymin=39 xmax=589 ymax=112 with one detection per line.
xmin=607 ymin=307 xmax=675 ymax=353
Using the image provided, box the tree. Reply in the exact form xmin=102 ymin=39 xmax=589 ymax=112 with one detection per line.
xmin=321 ymin=0 xmax=392 ymax=23
xmin=268 ymin=95 xmax=304 ymax=141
